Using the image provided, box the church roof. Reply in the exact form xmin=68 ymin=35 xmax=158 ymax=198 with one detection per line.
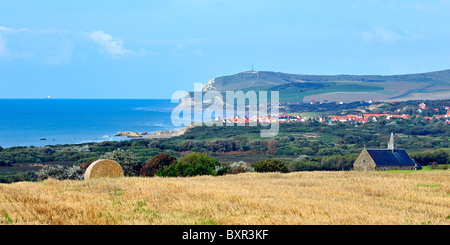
xmin=366 ymin=149 xmax=418 ymax=167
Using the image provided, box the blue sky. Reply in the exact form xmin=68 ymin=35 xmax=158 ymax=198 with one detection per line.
xmin=1 ymin=0 xmax=450 ymax=99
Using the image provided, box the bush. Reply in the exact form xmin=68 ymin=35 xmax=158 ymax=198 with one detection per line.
xmin=157 ymin=152 xmax=219 ymax=177
xmin=410 ymin=149 xmax=449 ymax=166
xmin=65 ymin=165 xmax=85 ymax=180
xmin=180 ymin=152 xmax=219 ymax=167
xmin=430 ymin=162 xmax=450 ymax=170
xmin=36 ymin=165 xmax=84 ymax=181
xmin=287 ymin=159 xmax=322 ymax=171
xmin=252 ymin=158 xmax=288 ymax=173
xmin=206 ymin=139 xmax=242 ymax=152
xmin=320 ymin=155 xmax=346 ymax=171
xmin=227 ymin=161 xmax=255 ymax=174
xmin=317 ymin=148 xmax=344 ymax=156
xmin=77 ymin=160 xmax=94 ymax=171
xmin=300 ymin=147 xmax=315 ymax=156
xmin=101 ymin=149 xmax=141 ymax=176
xmin=215 ymin=161 xmax=255 ymax=175
xmin=276 ymin=145 xmax=301 ymax=155
xmin=139 ymin=153 xmax=177 ymax=177
xmin=214 ymin=165 xmax=230 ymax=176
xmin=36 ymin=165 xmax=65 ymax=181
xmin=181 ymin=140 xmax=204 ymax=151
xmin=0 ymin=160 xmax=12 ymax=167
xmin=264 ymin=140 xmax=280 ymax=155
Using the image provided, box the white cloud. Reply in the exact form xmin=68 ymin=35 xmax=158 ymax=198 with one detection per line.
xmin=0 ymin=27 xmax=26 ymax=59
xmin=0 ymin=26 xmax=28 ymax=33
xmin=88 ymin=31 xmax=133 ymax=56
xmin=86 ymin=30 xmax=154 ymax=57
xmin=0 ymin=34 xmax=7 ymax=58
xmin=360 ymin=27 xmax=421 ymax=43
xmin=170 ymin=44 xmax=204 ymax=57
xmin=0 ymin=33 xmax=32 ymax=60
xmin=0 ymin=26 xmax=68 ymax=61
xmin=360 ymin=27 xmax=402 ymax=43
xmin=141 ymin=38 xmax=210 ymax=46
xmin=1 ymin=27 xmax=152 ymax=61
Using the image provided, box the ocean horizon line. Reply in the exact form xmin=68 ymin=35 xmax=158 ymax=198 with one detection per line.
xmin=0 ymin=98 xmax=173 ymax=100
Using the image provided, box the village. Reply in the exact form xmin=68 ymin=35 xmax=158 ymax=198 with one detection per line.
xmin=214 ymin=101 xmax=450 ymax=125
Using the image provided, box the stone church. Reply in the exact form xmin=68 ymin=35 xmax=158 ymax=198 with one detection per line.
xmin=353 ymin=132 xmax=422 ymax=171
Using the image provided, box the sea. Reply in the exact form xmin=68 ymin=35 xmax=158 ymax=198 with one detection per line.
xmin=0 ymin=99 xmax=181 ymax=148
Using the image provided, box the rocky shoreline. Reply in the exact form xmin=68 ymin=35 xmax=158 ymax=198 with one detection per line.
xmin=116 ymin=123 xmax=194 ymax=139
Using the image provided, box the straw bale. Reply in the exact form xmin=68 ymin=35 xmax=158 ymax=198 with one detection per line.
xmin=84 ymin=159 xmax=124 ymax=180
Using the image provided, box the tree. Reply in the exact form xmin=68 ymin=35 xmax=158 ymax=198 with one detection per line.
xmin=265 ymin=140 xmax=280 ymax=155
xmin=300 ymin=147 xmax=315 ymax=156
xmin=139 ymin=153 xmax=177 ymax=177
xmin=0 ymin=160 xmax=12 ymax=167
xmin=317 ymin=147 xmax=344 ymax=156
xmin=252 ymin=158 xmax=288 ymax=173
xmin=181 ymin=140 xmax=203 ymax=151
xmin=411 ymin=149 xmax=449 ymax=166
xmin=320 ymin=155 xmax=346 ymax=170
xmin=157 ymin=152 xmax=219 ymax=177
xmin=101 ymin=149 xmax=141 ymax=176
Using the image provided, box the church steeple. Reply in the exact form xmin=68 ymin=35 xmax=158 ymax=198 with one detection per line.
xmin=388 ymin=132 xmax=396 ymax=151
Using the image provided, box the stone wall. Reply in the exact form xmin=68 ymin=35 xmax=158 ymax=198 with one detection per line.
xmin=353 ymin=148 xmax=376 ymax=171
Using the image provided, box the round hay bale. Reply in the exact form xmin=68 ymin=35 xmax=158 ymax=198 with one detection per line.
xmin=84 ymin=159 xmax=124 ymax=180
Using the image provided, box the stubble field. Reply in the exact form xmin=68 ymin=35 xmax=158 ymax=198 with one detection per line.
xmin=0 ymin=171 xmax=449 ymax=225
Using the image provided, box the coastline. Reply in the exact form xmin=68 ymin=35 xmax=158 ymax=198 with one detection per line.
xmin=116 ymin=123 xmax=194 ymax=139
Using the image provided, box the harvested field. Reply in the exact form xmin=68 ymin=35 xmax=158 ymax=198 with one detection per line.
xmin=0 ymin=171 xmax=449 ymax=225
